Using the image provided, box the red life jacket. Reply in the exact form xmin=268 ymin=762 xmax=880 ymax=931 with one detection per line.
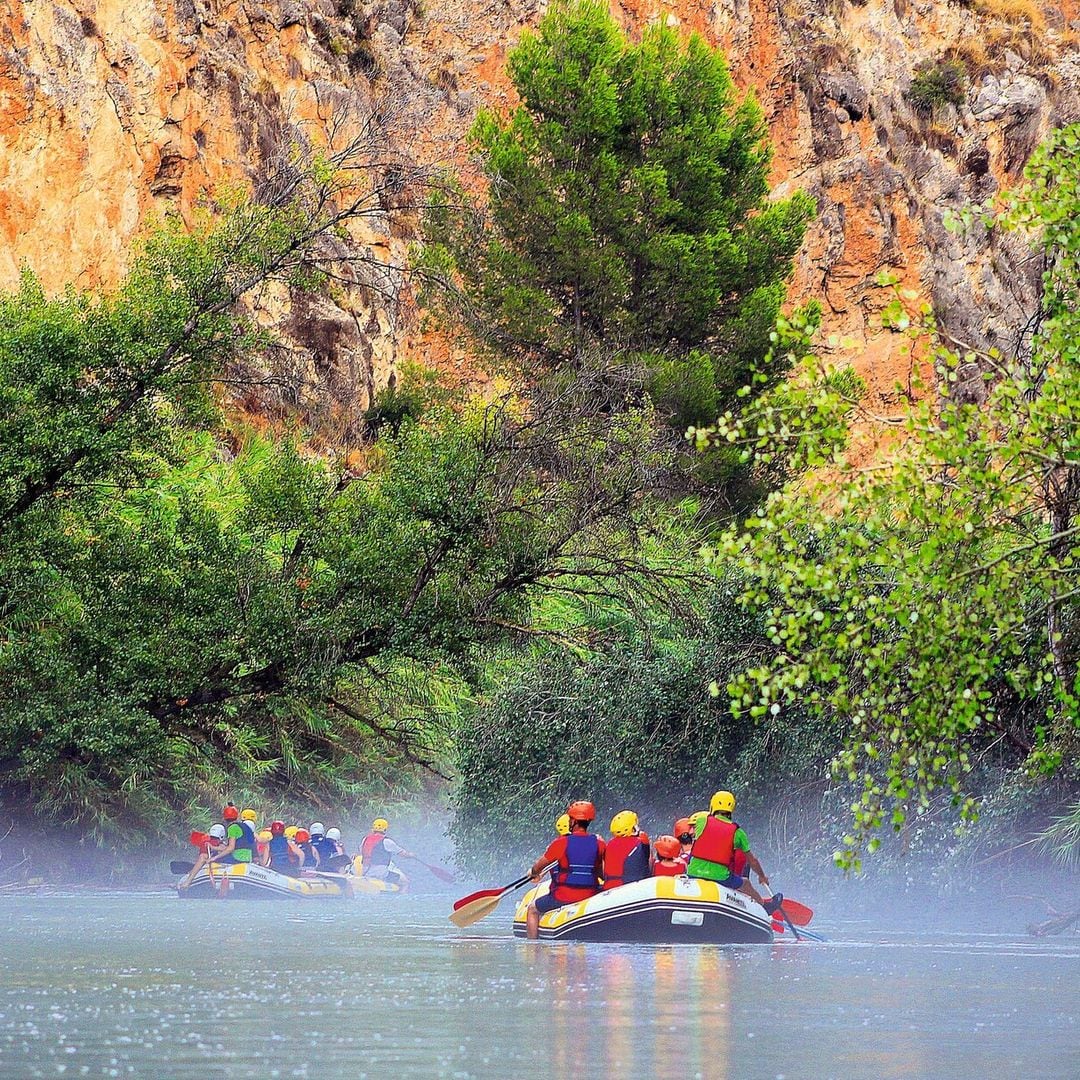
xmin=602 ymin=835 xmax=650 ymax=890
xmin=652 ymin=860 xmax=684 ymax=877
xmin=690 ymin=815 xmax=737 ymax=871
xmin=361 ymin=833 xmax=391 ymax=868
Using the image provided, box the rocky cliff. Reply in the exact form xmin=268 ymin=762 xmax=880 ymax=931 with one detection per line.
xmin=1 ymin=0 xmax=1077 ymax=425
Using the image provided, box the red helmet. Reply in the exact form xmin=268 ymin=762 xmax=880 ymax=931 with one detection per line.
xmin=223 ymin=804 xmax=239 ymax=822
xmin=567 ymin=800 xmax=596 ymax=822
xmin=295 ymin=829 xmax=311 ymax=843
xmin=270 ymin=820 xmax=285 ymax=836
xmin=674 ymin=817 xmax=693 ymax=839
xmin=655 ymin=835 xmax=681 ymax=859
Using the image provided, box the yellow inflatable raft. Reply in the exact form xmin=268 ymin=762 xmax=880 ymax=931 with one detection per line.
xmin=177 ymin=862 xmax=348 ymax=899
xmin=513 ymin=875 xmax=775 ymax=943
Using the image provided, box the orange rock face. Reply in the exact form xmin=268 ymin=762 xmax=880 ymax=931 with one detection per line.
xmin=1 ymin=0 xmax=1076 ymax=427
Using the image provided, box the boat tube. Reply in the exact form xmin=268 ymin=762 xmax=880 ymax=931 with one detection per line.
xmin=177 ymin=862 xmax=348 ymax=899
xmin=512 ymin=875 xmax=775 ymax=943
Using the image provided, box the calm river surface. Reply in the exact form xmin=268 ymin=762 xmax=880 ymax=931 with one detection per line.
xmin=0 ymin=892 xmax=1076 ymax=1078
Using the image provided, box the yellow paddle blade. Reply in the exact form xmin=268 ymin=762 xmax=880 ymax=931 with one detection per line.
xmin=449 ymin=893 xmax=503 ymax=929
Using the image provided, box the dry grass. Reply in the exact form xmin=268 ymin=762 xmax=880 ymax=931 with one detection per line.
xmin=984 ymin=24 xmax=1056 ymax=69
xmin=973 ymin=0 xmax=1046 ymax=30
xmin=944 ymin=41 xmax=1002 ymax=82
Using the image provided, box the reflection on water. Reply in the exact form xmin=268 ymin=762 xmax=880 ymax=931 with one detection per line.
xmin=535 ymin=947 xmax=737 ymax=1077
xmin=0 ymin=894 xmax=1077 ymax=1078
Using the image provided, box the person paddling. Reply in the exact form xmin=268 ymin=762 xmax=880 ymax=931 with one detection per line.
xmin=652 ymin=835 xmax=685 ymax=876
xmin=548 ymin=813 xmax=571 ymax=890
xmin=525 ymin=801 xmax=605 ymax=940
xmin=686 ymin=791 xmax=781 ymax=914
xmin=294 ymin=829 xmax=317 ymax=870
xmin=179 ymin=822 xmax=228 ymax=888
xmin=314 ymin=826 xmax=343 ymax=866
xmin=207 ymin=804 xmax=257 ymax=896
xmin=359 ymin=818 xmax=413 ymax=890
xmin=603 ymin=810 xmax=652 ymax=890
xmin=265 ymin=820 xmax=304 ymax=875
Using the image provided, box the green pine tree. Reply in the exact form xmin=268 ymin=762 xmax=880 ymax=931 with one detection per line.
xmin=421 ymin=0 xmax=814 ymax=427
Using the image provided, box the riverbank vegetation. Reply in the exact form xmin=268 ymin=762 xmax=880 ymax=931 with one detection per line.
xmin=1 ymin=0 xmax=1077 ymax=879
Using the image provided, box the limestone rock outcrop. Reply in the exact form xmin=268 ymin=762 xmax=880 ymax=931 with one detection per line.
xmin=1 ymin=0 xmax=1076 ymax=426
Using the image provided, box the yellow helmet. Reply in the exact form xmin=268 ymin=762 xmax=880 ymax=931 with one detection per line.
xmin=372 ymin=818 xmax=389 ymax=832
xmin=610 ymin=810 xmax=639 ymax=838
xmin=257 ymin=829 xmax=272 ymax=842
xmin=710 ymin=790 xmax=736 ymax=816
xmin=284 ymin=826 xmax=299 ymax=839
xmin=555 ymin=813 xmax=571 ymax=836
xmin=240 ymin=808 xmax=258 ymax=823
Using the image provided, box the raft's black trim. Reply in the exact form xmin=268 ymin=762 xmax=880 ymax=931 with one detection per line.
xmin=514 ymin=896 xmax=773 ymax=943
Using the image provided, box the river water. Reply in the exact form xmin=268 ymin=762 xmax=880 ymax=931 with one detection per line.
xmin=0 ymin=892 xmax=1076 ymax=1079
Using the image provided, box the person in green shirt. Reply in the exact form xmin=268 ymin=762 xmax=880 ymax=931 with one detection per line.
xmin=686 ymin=790 xmax=782 ymax=914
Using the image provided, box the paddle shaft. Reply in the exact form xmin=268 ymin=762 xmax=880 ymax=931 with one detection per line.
xmin=449 ymin=864 xmax=553 ymax=928
xmin=765 ymin=889 xmax=803 ymax=940
xmin=404 ymin=855 xmax=455 ymax=883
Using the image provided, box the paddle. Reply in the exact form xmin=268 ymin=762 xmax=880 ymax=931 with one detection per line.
xmin=452 ymin=869 xmax=536 ymax=912
xmin=406 ymin=856 xmax=455 ymax=884
xmin=777 ymin=896 xmax=814 ymax=927
xmin=449 ymin=866 xmax=552 ymax=929
xmin=764 ymin=890 xmax=807 ymax=941
xmin=777 ymin=903 xmax=802 ymax=941
xmin=170 ymin=860 xmax=195 ymax=876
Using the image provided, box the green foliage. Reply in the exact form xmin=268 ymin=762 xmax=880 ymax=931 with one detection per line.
xmin=0 ymin=174 xmax=684 ymax=839
xmin=1037 ymin=801 xmax=1080 ymax=867
xmin=418 ymin=0 xmax=813 ymax=419
xmin=451 ymin=581 xmax=833 ymax=872
xmin=363 ymin=363 xmax=455 ymax=437
xmin=647 ymin=351 xmax=718 ymax=432
xmin=699 ymin=126 xmax=1080 ymax=868
xmin=907 ymin=59 xmax=967 ymax=115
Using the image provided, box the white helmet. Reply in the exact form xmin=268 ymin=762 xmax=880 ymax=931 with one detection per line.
xmin=326 ymin=828 xmax=341 ymax=842
xmin=309 ymin=822 xmax=325 ymax=837
xmin=208 ymin=824 xmax=227 ymax=840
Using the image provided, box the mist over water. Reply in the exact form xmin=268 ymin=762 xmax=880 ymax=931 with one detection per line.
xmin=0 ymin=888 xmax=1076 ymax=1079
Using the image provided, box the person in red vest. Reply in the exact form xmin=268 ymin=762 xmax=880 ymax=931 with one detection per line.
xmin=651 ymin=835 xmax=686 ymax=876
xmin=602 ymin=810 xmax=652 ymax=890
xmin=525 ymin=800 xmax=605 ymax=939
xmin=359 ymin=817 xmax=413 ymax=890
xmin=686 ymin=790 xmax=783 ymax=914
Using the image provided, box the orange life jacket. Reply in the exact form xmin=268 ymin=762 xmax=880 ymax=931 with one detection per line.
xmin=652 ymin=860 xmax=685 ymax=877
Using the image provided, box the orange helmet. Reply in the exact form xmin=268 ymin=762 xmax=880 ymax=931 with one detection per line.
xmin=567 ymin=800 xmax=596 ymax=822
xmin=223 ymin=803 xmax=239 ymax=822
xmin=295 ymin=829 xmax=311 ymax=843
xmin=655 ymin=835 xmax=681 ymax=860
xmin=674 ymin=817 xmax=693 ymax=839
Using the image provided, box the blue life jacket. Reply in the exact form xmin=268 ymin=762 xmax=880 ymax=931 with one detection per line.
xmin=299 ymin=841 xmax=316 ymax=865
xmin=558 ymin=833 xmax=601 ymax=890
xmin=623 ymin=839 xmax=649 ymax=882
xmin=235 ymin=821 xmax=256 ymax=857
xmin=314 ymin=836 xmax=338 ymax=862
xmin=268 ymin=834 xmax=291 ymax=868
